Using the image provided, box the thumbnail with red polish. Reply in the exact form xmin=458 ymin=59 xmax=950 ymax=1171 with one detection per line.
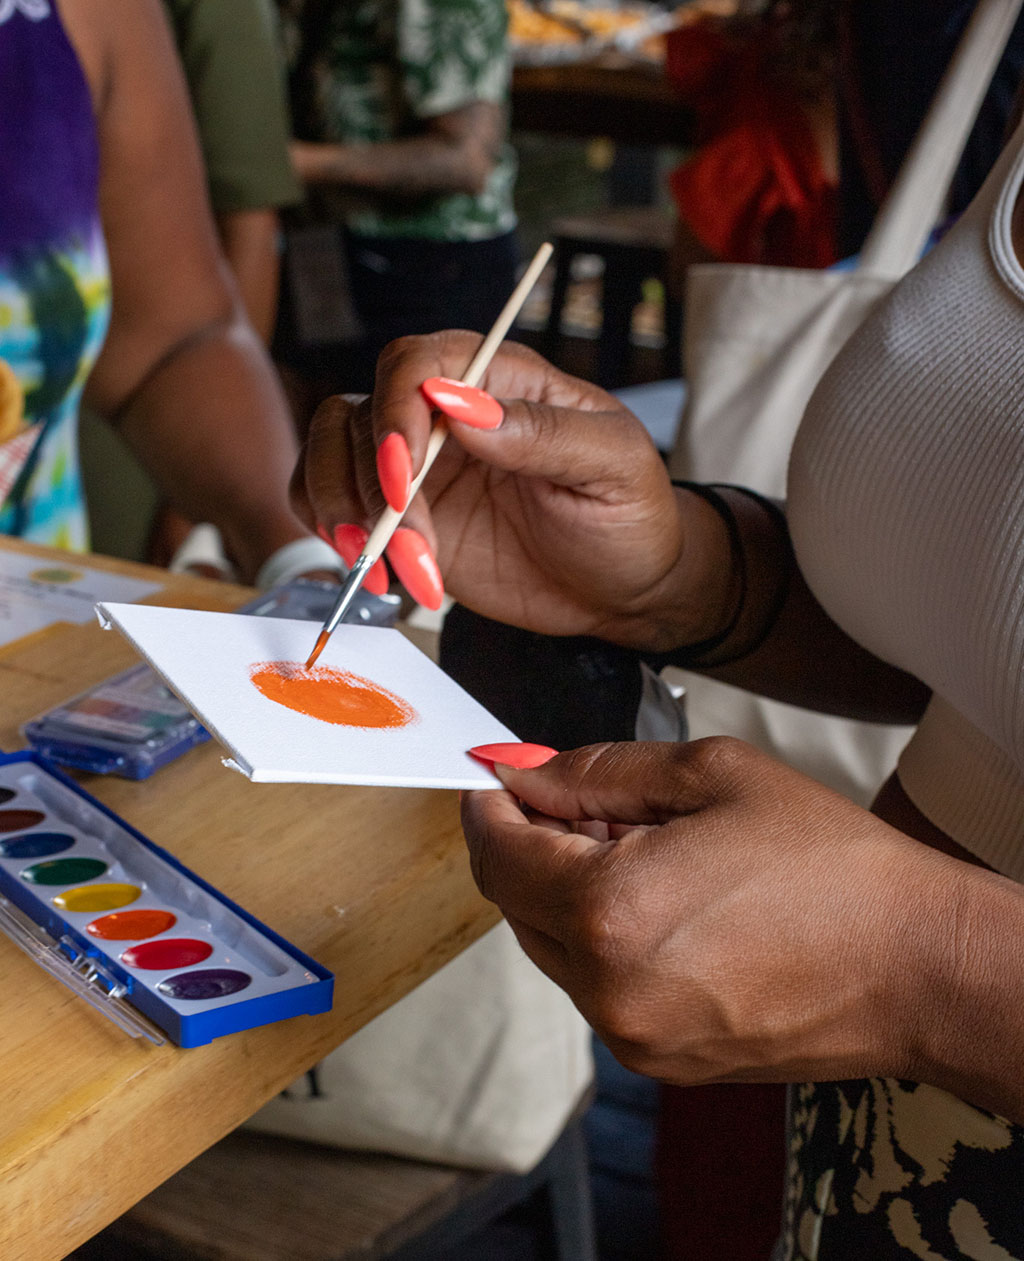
xmin=331 ymin=523 xmax=389 ymax=595
xmin=377 ymin=433 xmax=412 ymax=512
xmin=468 ymin=743 xmax=558 ymax=769
xmin=387 ymin=527 xmax=443 ymax=609
xmin=421 ymin=377 xmax=503 ymax=429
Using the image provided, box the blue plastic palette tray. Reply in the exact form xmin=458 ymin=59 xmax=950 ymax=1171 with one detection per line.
xmin=0 ymin=750 xmax=333 ymax=1047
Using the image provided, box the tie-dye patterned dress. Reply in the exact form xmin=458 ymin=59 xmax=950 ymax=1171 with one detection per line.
xmin=0 ymin=0 xmax=111 ymax=549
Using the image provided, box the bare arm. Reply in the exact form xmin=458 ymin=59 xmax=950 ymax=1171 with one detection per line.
xmin=653 ymin=486 xmax=932 ymax=724
xmin=63 ymin=0 xmax=308 ymax=582
xmin=291 ymin=101 xmax=504 ymax=198
xmin=215 ymin=207 xmax=282 ymax=345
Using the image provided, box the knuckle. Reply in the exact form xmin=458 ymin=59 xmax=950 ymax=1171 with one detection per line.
xmin=584 ymin=992 xmax=627 ymax=1042
xmin=682 ymin=734 xmax=752 ymax=792
xmin=467 ymin=838 xmax=499 ymax=906
xmin=573 ymin=889 xmax=623 ymax=961
xmin=588 ymin=989 xmax=658 ymax=1054
xmin=375 ymin=335 xmax=422 ymax=373
xmin=465 ymin=830 xmax=519 ymax=914
xmin=563 ymin=742 xmax=653 ymax=816
xmin=351 ymin=409 xmax=377 ymax=462
xmin=307 ymin=393 xmax=344 ymax=427
xmin=560 ymin=742 xmax=618 ymax=789
xmin=306 ymin=392 xmax=354 ymax=442
xmin=515 ymin=398 xmax=555 ymax=451
xmin=601 ymin=1034 xmax=661 ymax=1080
xmin=564 ymin=741 xmax=664 ymax=820
xmin=571 ymin=867 xmax=646 ymax=967
xmin=435 ymin=328 xmax=483 ymax=366
xmin=502 ymin=338 xmax=551 ymax=379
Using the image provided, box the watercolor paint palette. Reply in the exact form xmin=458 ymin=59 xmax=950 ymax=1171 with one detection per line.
xmin=0 ymin=751 xmax=332 ymax=1047
xmin=21 ymin=661 xmax=210 ymax=780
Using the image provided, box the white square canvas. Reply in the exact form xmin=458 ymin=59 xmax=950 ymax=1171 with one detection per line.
xmin=96 ymin=603 xmax=519 ymax=789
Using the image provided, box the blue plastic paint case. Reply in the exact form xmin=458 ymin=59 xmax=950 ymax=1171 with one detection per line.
xmin=20 ymin=661 xmax=210 ymax=780
xmin=0 ymin=750 xmax=333 ymax=1047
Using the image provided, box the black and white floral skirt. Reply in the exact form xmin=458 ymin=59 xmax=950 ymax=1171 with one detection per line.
xmin=776 ymin=1079 xmax=1024 ymax=1260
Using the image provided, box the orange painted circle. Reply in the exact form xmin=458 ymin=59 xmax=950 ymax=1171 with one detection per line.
xmin=249 ymin=661 xmax=417 ymax=729
xmin=86 ymin=909 xmax=177 ymax=941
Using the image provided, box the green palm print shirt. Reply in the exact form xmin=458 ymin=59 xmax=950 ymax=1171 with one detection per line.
xmin=304 ymin=0 xmax=516 ymax=241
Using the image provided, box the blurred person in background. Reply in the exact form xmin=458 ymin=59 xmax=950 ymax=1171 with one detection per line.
xmin=150 ymin=0 xmax=307 ymax=574
xmin=0 ymin=0 xmax=336 ymax=587
xmin=274 ymin=0 xmax=519 ymax=416
xmin=665 ymin=0 xmax=839 ymax=291
xmin=162 ymin=0 xmax=301 ymax=343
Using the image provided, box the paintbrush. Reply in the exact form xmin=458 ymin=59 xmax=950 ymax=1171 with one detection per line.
xmin=304 ymin=241 xmax=554 ymax=668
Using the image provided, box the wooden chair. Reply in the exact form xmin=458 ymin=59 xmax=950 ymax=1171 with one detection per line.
xmin=542 ymin=206 xmax=682 ymax=389
xmin=69 ymin=1097 xmax=596 ymax=1261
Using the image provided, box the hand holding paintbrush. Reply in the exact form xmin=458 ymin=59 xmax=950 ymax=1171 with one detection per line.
xmin=304 ymin=242 xmax=554 ymax=667
xmin=293 ymin=257 xmax=693 ymax=658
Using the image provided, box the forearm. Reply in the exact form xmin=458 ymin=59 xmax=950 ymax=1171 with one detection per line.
xmin=291 ymin=102 xmax=502 ymax=198
xmin=707 ymin=566 xmax=931 ymax=724
xmin=644 ymin=486 xmax=930 ymax=724
xmin=103 ymin=318 xmax=307 ymax=583
xmin=216 ymin=209 xmax=282 ymax=345
xmin=907 ymin=855 xmax=1024 ymax=1124
xmin=293 ymin=137 xmax=488 ymax=197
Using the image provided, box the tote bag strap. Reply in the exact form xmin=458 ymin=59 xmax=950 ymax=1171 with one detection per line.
xmin=858 ymin=0 xmax=1024 ymax=277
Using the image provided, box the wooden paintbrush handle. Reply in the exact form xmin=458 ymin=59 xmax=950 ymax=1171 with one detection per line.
xmin=361 ymin=241 xmax=553 ymax=566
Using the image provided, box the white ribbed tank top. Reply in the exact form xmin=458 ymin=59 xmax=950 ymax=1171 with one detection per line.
xmin=789 ymin=126 xmax=1024 ymax=880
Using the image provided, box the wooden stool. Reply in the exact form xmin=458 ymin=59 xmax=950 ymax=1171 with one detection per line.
xmin=69 ymin=1100 xmax=596 ymax=1261
xmin=542 ymin=206 xmax=682 ymax=389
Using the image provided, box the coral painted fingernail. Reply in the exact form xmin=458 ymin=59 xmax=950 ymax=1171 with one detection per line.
xmin=331 ymin=523 xmax=389 ymax=596
xmin=468 ymin=743 xmax=558 ymax=769
xmin=331 ymin=523 xmax=368 ymax=568
xmin=363 ymin=558 xmax=390 ymax=596
xmin=421 ymin=377 xmax=503 ymax=429
xmin=376 ymin=433 xmax=413 ymax=512
xmin=386 ymin=527 xmax=443 ymax=609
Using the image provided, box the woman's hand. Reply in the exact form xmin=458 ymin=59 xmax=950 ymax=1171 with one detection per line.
xmin=291 ymin=333 xmax=734 ymax=650
xmin=462 ymin=739 xmax=971 ymax=1089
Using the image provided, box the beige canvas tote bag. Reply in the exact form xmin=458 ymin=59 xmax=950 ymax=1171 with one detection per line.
xmin=667 ymin=0 xmax=1024 ymax=805
xmin=246 ymin=920 xmax=593 ymax=1172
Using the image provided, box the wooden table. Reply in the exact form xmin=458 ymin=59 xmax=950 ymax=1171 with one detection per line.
xmin=0 ymin=538 xmax=498 ymax=1261
xmin=511 ymin=56 xmax=693 ymax=147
